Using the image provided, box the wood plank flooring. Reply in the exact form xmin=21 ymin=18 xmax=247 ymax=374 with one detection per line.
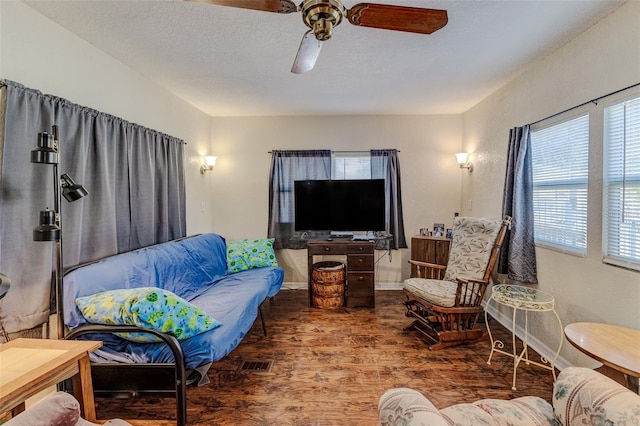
xmin=95 ymin=290 xmax=555 ymax=425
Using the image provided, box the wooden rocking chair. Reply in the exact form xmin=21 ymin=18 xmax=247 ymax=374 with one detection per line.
xmin=403 ymin=216 xmax=511 ymax=350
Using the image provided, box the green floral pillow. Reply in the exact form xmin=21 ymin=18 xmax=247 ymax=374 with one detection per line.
xmin=226 ymin=238 xmax=278 ymax=274
xmin=75 ymin=287 xmax=221 ymax=343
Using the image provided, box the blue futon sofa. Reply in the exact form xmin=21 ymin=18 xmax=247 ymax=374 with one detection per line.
xmin=63 ymin=233 xmax=284 ymax=425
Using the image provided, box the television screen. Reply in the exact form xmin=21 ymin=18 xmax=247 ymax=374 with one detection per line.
xmin=294 ymin=179 xmax=385 ymax=232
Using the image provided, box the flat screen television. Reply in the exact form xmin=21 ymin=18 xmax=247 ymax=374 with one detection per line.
xmin=294 ymin=179 xmax=385 ymax=232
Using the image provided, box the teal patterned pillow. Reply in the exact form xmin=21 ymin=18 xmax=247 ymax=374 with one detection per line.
xmin=226 ymin=238 xmax=278 ymax=273
xmin=75 ymin=287 xmax=221 ymax=343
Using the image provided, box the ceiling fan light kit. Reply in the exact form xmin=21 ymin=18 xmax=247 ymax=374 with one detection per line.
xmin=190 ymin=0 xmax=448 ymax=73
xmin=302 ymin=0 xmax=344 ymax=41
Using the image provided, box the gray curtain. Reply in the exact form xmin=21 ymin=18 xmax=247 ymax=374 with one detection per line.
xmin=0 ymin=80 xmax=186 ymax=333
xmin=267 ymin=150 xmax=331 ymax=249
xmin=371 ymin=149 xmax=407 ymax=250
xmin=499 ymin=125 xmax=538 ymax=284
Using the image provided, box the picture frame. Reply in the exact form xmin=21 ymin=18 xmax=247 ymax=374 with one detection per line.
xmin=433 ymin=223 xmax=444 ymax=237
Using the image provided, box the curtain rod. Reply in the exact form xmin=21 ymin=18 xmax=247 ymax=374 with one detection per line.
xmin=529 ymin=82 xmax=640 ymax=127
xmin=267 ymin=150 xmax=400 ymax=153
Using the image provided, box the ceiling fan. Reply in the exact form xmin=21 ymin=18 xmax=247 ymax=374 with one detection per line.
xmin=188 ymin=0 xmax=448 ymax=74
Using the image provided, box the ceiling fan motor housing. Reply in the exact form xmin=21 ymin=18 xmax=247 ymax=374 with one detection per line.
xmin=301 ymin=0 xmax=345 ymax=41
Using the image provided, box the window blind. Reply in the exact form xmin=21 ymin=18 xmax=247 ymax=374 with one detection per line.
xmin=531 ymin=114 xmax=590 ymax=254
xmin=332 ymin=152 xmax=371 ymax=179
xmin=604 ymin=96 xmax=640 ymax=270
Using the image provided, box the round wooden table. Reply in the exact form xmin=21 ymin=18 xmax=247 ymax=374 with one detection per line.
xmin=565 ymin=322 xmax=640 ymax=391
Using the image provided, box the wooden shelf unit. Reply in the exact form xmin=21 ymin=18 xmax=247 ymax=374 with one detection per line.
xmin=410 ymin=236 xmax=451 ymax=277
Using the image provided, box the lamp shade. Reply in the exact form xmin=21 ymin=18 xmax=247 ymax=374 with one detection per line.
xmin=33 ymin=208 xmax=61 ymax=241
xmin=60 ymin=174 xmax=88 ymax=202
xmin=30 ymin=132 xmax=59 ymax=164
xmin=0 ymin=273 xmax=10 ymax=300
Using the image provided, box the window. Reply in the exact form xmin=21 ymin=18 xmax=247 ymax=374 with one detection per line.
xmin=531 ymin=114 xmax=589 ymax=255
xmin=604 ymin=96 xmax=640 ymax=270
xmin=268 ymin=149 xmax=407 ymax=249
xmin=331 ymin=152 xmax=371 ymax=179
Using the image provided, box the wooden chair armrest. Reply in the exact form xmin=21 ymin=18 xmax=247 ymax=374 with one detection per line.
xmin=456 ymin=276 xmax=489 ymax=285
xmin=408 ymin=259 xmax=446 ymax=270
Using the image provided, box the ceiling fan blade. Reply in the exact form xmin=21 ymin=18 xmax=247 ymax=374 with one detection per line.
xmin=186 ymin=0 xmax=297 ymax=14
xmin=291 ymin=31 xmax=323 ymax=74
xmin=347 ymin=3 xmax=448 ymax=35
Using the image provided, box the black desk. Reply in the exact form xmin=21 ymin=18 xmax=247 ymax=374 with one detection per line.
xmin=307 ymin=239 xmax=375 ymax=308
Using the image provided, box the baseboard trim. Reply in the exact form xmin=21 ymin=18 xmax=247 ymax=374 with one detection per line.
xmin=282 ymin=282 xmax=403 ymax=291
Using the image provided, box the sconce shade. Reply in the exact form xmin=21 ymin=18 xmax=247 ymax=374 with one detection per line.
xmin=61 ymin=174 xmax=89 ymax=202
xmin=455 ymin=152 xmax=474 ymax=172
xmin=200 ymin=156 xmax=217 ymax=174
xmin=33 ymin=208 xmax=61 ymax=241
xmin=30 ymin=132 xmax=59 ymax=164
xmin=455 ymin=152 xmax=469 ymax=166
xmin=205 ymin=156 xmax=217 ymax=167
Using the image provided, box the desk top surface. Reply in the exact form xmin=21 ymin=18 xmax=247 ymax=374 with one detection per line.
xmin=565 ymin=322 xmax=640 ymax=377
xmin=0 ymin=338 xmax=102 ymax=399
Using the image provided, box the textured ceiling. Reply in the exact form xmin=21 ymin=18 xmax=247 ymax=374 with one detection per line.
xmin=24 ymin=0 xmax=625 ymax=116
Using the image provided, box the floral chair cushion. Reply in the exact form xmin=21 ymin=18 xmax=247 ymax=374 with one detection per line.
xmin=379 ymin=388 xmax=557 ymax=426
xmin=441 ymin=397 xmax=559 ymax=425
xmin=443 ymin=217 xmax=502 ymax=282
xmin=380 ymin=367 xmax=640 ymax=426
xmin=553 ymin=367 xmax=640 ymax=426
xmin=403 ymin=277 xmax=474 ymax=308
xmin=379 ymin=387 xmax=449 ymax=426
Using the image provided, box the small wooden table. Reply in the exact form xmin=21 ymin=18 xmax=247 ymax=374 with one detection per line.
xmin=0 ymin=338 xmax=102 ymax=420
xmin=565 ymin=322 xmax=640 ymax=391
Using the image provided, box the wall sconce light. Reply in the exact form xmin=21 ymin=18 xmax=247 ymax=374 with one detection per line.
xmin=200 ymin=156 xmax=216 ymax=174
xmin=455 ymin=152 xmax=473 ymax=173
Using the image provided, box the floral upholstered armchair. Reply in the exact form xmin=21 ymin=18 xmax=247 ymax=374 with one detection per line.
xmin=379 ymin=367 xmax=640 ymax=425
xmin=5 ymin=392 xmax=131 ymax=426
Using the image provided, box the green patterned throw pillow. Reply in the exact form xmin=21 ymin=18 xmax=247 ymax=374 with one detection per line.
xmin=75 ymin=287 xmax=221 ymax=343
xmin=226 ymin=238 xmax=278 ymax=274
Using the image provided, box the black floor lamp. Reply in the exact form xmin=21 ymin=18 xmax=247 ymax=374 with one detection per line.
xmin=31 ymin=125 xmax=88 ymax=339
xmin=0 ymin=273 xmax=10 ymax=342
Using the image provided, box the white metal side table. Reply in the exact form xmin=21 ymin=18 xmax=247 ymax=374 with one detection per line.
xmin=485 ymin=284 xmax=563 ymax=390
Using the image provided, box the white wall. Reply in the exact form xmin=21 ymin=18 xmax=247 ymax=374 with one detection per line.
xmin=0 ymin=0 xmax=215 ymax=236
xmin=0 ymin=1 xmax=463 ymax=291
xmin=462 ymin=1 xmax=640 ymax=368
xmin=6 ymin=0 xmax=637 ymax=371
xmin=209 ymin=115 xmax=462 ymax=285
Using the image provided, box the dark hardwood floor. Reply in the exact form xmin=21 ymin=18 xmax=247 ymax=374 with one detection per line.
xmin=95 ymin=289 xmax=555 ymax=425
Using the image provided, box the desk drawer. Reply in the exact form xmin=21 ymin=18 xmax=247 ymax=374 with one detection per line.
xmin=347 ymin=272 xmax=374 ymax=293
xmin=347 ymin=243 xmax=374 ymax=254
xmin=347 ymin=255 xmax=374 ymax=271
xmin=347 ymin=272 xmax=374 ymax=307
xmin=308 ymin=244 xmax=344 ymax=255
